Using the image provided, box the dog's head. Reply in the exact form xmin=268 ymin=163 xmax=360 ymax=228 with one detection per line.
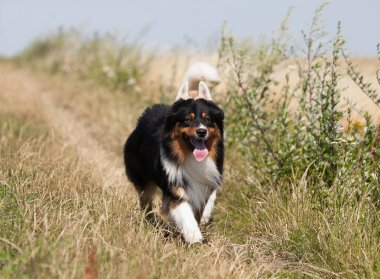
xmin=163 ymin=82 xmax=224 ymax=163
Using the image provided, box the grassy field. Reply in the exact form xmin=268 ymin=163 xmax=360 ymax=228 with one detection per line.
xmin=0 ymin=63 xmax=277 ymax=278
xmin=1 ymin=11 xmax=380 ymax=278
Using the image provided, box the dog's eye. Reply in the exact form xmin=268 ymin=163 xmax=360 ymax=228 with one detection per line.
xmin=205 ymin=116 xmax=211 ymax=124
xmin=184 ymin=117 xmax=191 ymax=125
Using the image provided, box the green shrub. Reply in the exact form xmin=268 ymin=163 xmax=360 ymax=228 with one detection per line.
xmin=220 ymin=4 xmax=380 ymax=207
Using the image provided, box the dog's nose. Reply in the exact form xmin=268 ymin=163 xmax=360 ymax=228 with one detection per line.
xmin=196 ymin=128 xmax=207 ymax=138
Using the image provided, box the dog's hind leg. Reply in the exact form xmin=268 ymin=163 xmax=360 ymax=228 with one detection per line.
xmin=136 ymin=182 xmax=157 ymax=213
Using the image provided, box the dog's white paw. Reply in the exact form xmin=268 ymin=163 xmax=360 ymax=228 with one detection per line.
xmin=182 ymin=227 xmax=203 ymax=244
xmin=200 ymin=215 xmax=211 ymax=225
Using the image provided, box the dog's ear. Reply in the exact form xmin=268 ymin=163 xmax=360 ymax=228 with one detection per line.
xmin=197 ymin=81 xmax=212 ymax=101
xmin=175 ymin=81 xmax=189 ymax=101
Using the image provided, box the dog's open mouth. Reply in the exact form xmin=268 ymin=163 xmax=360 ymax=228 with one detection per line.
xmin=190 ymin=139 xmax=208 ymax=162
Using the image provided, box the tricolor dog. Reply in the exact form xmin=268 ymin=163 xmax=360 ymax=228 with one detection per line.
xmin=124 ymin=63 xmax=224 ymax=243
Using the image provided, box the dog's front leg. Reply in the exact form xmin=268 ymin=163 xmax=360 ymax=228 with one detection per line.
xmin=201 ymin=189 xmax=217 ymax=224
xmin=163 ymin=194 xmax=202 ymax=244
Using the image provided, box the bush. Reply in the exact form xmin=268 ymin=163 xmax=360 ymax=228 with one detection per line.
xmin=220 ymin=4 xmax=380 ymax=207
xmin=18 ymin=28 xmax=151 ymax=93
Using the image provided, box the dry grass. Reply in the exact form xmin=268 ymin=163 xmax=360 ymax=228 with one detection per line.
xmin=1 ymin=47 xmax=380 ymax=277
xmin=0 ymin=62 xmax=283 ymax=278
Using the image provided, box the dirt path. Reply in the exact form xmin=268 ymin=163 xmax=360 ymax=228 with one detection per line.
xmin=0 ymin=63 xmax=129 ymax=192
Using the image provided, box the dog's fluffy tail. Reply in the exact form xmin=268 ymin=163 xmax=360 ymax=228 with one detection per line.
xmin=183 ymin=62 xmax=220 ymax=91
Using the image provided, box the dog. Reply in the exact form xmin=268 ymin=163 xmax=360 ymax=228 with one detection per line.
xmin=124 ymin=62 xmax=224 ymax=244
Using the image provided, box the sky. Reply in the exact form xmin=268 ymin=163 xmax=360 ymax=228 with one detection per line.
xmin=0 ymin=0 xmax=379 ymax=56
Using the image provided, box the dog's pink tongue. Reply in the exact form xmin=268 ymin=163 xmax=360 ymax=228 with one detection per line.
xmin=193 ymin=140 xmax=208 ymax=162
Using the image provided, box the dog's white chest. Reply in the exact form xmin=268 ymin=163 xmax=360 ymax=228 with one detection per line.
xmin=161 ymin=153 xmax=221 ymax=210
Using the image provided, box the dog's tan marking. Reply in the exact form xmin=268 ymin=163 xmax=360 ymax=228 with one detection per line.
xmin=201 ymin=112 xmax=207 ymax=119
xmin=170 ymin=186 xmax=188 ymax=200
xmin=171 ymin=124 xmax=196 ymax=162
xmin=206 ymin=125 xmax=222 ymax=161
xmin=162 ymin=195 xmax=183 ymax=215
